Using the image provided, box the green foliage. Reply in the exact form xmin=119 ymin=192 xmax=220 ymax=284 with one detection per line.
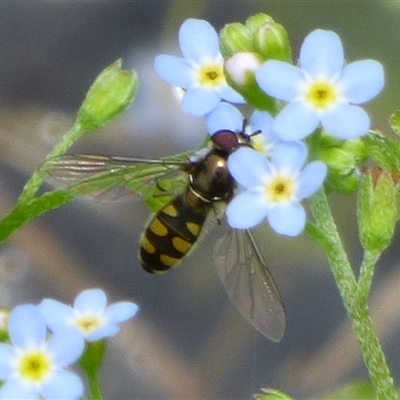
xmin=220 ymin=13 xmax=292 ymax=62
xmin=358 ymin=169 xmax=398 ymax=252
xmin=77 ymin=59 xmax=138 ymax=131
xmin=389 ymin=109 xmax=400 ymax=136
xmin=79 ymin=341 xmax=106 ymax=400
xmin=253 ymin=388 xmax=293 ymax=400
xmin=322 ymin=381 xmax=378 ymax=399
xmin=220 ymin=13 xmax=291 ymax=114
xmin=309 ymin=131 xmax=367 ymax=194
xmin=363 ymin=131 xmax=400 ymax=172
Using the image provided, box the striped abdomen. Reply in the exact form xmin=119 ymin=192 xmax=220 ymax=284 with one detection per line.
xmin=139 ymin=190 xmax=208 ymax=273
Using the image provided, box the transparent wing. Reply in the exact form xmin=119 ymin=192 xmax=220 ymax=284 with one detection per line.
xmin=45 ymin=154 xmax=190 ymax=210
xmin=214 ymin=228 xmax=286 ymax=342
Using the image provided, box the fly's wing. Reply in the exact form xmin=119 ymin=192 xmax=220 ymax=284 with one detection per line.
xmin=214 ymin=228 xmax=286 ymax=342
xmin=45 ymin=154 xmax=190 ymax=212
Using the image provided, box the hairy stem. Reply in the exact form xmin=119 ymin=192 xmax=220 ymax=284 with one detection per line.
xmin=307 ymin=190 xmax=398 ymax=399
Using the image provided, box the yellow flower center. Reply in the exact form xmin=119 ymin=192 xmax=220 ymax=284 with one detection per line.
xmin=74 ymin=315 xmax=102 ymax=334
xmin=250 ymin=134 xmax=273 ymax=155
xmin=18 ymin=351 xmax=51 ymax=383
xmin=305 ymin=80 xmax=338 ymax=109
xmin=196 ymin=63 xmax=225 ymax=88
xmin=265 ymin=175 xmax=295 ymax=203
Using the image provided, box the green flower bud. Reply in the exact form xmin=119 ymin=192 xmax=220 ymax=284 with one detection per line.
xmin=253 ymin=21 xmax=292 ymax=62
xmin=224 ymin=52 xmax=277 ymax=113
xmin=358 ymin=168 xmax=399 ymax=252
xmin=309 ymin=133 xmax=367 ymax=194
xmin=245 ymin=13 xmax=275 ymax=32
xmin=220 ymin=14 xmax=291 ymax=63
xmin=77 ymin=59 xmax=138 ymax=131
xmin=219 ymin=23 xmax=253 ymax=58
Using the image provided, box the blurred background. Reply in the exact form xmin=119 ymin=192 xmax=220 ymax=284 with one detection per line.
xmin=0 ymin=2 xmax=400 ymax=399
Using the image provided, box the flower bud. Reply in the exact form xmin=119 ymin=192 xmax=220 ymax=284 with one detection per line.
xmin=77 ymin=59 xmax=138 ymax=131
xmin=225 ymin=52 xmax=276 ymax=112
xmin=310 ymin=133 xmax=367 ymax=194
xmin=358 ymin=168 xmax=399 ymax=252
xmin=253 ymin=20 xmax=292 ymax=62
xmin=219 ymin=14 xmax=291 ymax=63
xmin=219 ymin=23 xmax=253 ymax=58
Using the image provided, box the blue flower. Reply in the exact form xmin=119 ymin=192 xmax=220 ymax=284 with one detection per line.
xmin=154 ymin=19 xmax=244 ymax=117
xmin=39 ymin=288 xmax=139 ymax=342
xmin=226 ymin=142 xmax=327 ymax=236
xmin=205 ymin=102 xmax=280 ymax=155
xmin=0 ymin=304 xmax=84 ymax=400
xmin=256 ymin=29 xmax=384 ymax=141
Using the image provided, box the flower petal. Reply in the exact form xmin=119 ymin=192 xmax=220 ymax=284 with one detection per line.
xmin=74 ymin=288 xmax=107 ymax=311
xmin=270 ymin=141 xmax=307 ymax=172
xmin=321 ymin=104 xmax=370 ymax=139
xmin=105 ymin=302 xmax=139 ymax=324
xmin=48 ymin=328 xmax=84 ymax=367
xmin=340 ymin=60 xmax=384 ymax=104
xmin=218 ymin=84 xmax=245 ymax=104
xmin=268 ymin=203 xmax=306 ymax=236
xmin=226 ymin=191 xmax=269 ymax=229
xmin=206 ymin=102 xmax=244 ymax=135
xmin=273 ymin=102 xmax=319 ymax=140
xmin=256 ymin=61 xmax=303 ymax=101
xmin=300 ymin=30 xmax=344 ymax=77
xmin=250 ymin=110 xmax=277 ymax=141
xmin=179 ymin=19 xmax=220 ymax=63
xmin=38 ymin=299 xmax=72 ymax=331
xmin=0 ymin=379 xmax=38 ymax=400
xmin=297 ymin=161 xmax=327 ymax=200
xmin=85 ymin=325 xmax=120 ymax=342
xmin=9 ymin=305 xmax=46 ymax=348
xmin=228 ymin=147 xmax=270 ymax=189
xmin=40 ymin=370 xmax=84 ymax=400
xmin=154 ymin=55 xmax=194 ymax=88
xmin=181 ymin=87 xmax=221 ymax=116
xmin=0 ymin=344 xmax=13 ymax=379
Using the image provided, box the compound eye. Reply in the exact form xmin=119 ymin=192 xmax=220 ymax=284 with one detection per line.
xmin=212 ymin=130 xmax=239 ymax=151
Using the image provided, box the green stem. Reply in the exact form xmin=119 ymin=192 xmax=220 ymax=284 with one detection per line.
xmin=18 ymin=121 xmax=85 ymax=203
xmin=307 ymin=190 xmax=398 ymax=400
xmin=86 ymin=372 xmax=104 ymax=400
xmin=0 ymin=190 xmax=75 ymax=245
xmin=358 ymin=250 xmax=381 ymax=307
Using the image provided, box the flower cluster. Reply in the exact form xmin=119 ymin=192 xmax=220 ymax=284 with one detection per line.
xmin=0 ymin=288 xmax=138 ymax=400
xmin=154 ymin=17 xmax=384 ymax=236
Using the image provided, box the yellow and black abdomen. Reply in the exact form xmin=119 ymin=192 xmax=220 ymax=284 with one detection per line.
xmin=139 ymin=191 xmax=208 ymax=273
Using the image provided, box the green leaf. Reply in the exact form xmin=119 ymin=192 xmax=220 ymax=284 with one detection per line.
xmin=322 ymin=381 xmax=378 ymax=399
xmin=253 ymin=388 xmax=293 ymax=400
xmin=0 ymin=190 xmax=75 ymax=245
xmin=363 ymin=131 xmax=400 ymax=172
xmin=389 ymin=109 xmax=400 ymax=136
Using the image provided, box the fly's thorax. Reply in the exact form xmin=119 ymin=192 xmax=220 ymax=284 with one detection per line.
xmin=189 ymin=149 xmax=235 ymax=203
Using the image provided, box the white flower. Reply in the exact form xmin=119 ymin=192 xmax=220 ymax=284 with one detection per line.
xmin=0 ymin=304 xmax=84 ymax=400
xmin=39 ymin=288 xmax=138 ymax=342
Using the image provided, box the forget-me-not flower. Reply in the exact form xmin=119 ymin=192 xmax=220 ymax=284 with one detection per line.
xmin=39 ymin=288 xmax=138 ymax=342
xmin=0 ymin=304 xmax=84 ymax=400
xmin=256 ymin=29 xmax=384 ymax=141
xmin=226 ymin=142 xmax=327 ymax=236
xmin=205 ymin=102 xmax=280 ymax=155
xmin=154 ymin=19 xmax=244 ymax=116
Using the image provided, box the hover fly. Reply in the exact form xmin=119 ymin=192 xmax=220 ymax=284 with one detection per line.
xmin=46 ymin=128 xmax=286 ymax=342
